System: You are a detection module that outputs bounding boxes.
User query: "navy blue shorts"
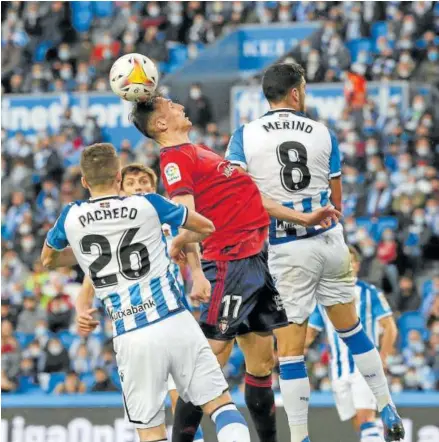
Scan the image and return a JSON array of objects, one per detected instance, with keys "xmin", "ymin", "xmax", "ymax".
[{"xmin": 199, "ymin": 251, "xmax": 288, "ymax": 341}]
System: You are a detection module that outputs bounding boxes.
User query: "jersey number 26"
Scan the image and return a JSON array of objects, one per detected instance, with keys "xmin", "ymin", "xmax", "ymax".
[
  {"xmin": 80, "ymin": 228, "xmax": 150, "ymax": 288},
  {"xmin": 276, "ymin": 141, "xmax": 311, "ymax": 192}
]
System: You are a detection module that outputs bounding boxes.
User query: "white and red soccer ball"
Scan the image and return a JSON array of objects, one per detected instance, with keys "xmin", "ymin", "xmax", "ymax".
[{"xmin": 109, "ymin": 53, "xmax": 159, "ymax": 102}]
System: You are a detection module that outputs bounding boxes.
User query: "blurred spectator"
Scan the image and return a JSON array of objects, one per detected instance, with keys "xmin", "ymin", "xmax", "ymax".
[
  {"xmin": 1, "ymin": 369, "xmax": 17, "ymax": 393},
  {"xmin": 138, "ymin": 26, "xmax": 169, "ymax": 63},
  {"xmin": 16, "ymin": 294, "xmax": 47, "ymax": 334},
  {"xmin": 54, "ymin": 371, "xmax": 86, "ymax": 394},
  {"xmin": 415, "ymin": 46, "xmax": 439, "ymax": 87},
  {"xmin": 396, "ymin": 275, "xmax": 421, "ymax": 312},
  {"xmin": 41, "ymin": 337, "xmax": 70, "ymax": 373},
  {"xmin": 91, "ymin": 368, "xmax": 118, "ymax": 392},
  {"xmin": 185, "ymin": 83, "xmax": 213, "ymax": 130},
  {"xmin": 47, "ymin": 284, "xmax": 74, "ymax": 332}
]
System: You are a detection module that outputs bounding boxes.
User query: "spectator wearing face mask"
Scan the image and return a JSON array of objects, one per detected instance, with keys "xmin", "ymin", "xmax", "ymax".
[
  {"xmin": 138, "ymin": 26, "xmax": 169, "ymax": 64},
  {"xmin": 397, "ymin": 276, "xmax": 421, "ymax": 312},
  {"xmin": 185, "ymin": 83, "xmax": 213, "ymax": 130},
  {"xmin": 362, "ymin": 171, "xmax": 393, "ymax": 217},
  {"xmin": 291, "ymin": 40, "xmax": 313, "ymax": 66},
  {"xmin": 395, "ymin": 51, "xmax": 416, "ymax": 80},
  {"xmin": 1, "ymin": 320, "xmax": 21, "ymax": 383},
  {"xmin": 41, "ymin": 337, "xmax": 70, "ymax": 373},
  {"xmin": 47, "ymin": 285, "xmax": 73, "ymax": 333},
  {"xmin": 305, "ymin": 49, "xmax": 325, "ymax": 82},
  {"xmin": 16, "ymin": 294, "xmax": 47, "ymax": 335},
  {"xmin": 402, "ymin": 208, "xmax": 432, "ymax": 272},
  {"xmin": 4, "ymin": 192, "xmax": 30, "ymax": 241},
  {"xmin": 91, "ymin": 32, "xmax": 121, "ymax": 76}
]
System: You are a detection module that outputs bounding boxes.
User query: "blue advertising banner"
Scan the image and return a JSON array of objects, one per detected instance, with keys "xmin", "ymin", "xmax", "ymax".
[
  {"xmin": 230, "ymin": 82, "xmax": 409, "ymax": 130},
  {"xmin": 238, "ymin": 23, "xmax": 321, "ymax": 72},
  {"xmin": 2, "ymin": 93, "xmax": 142, "ymax": 148}
]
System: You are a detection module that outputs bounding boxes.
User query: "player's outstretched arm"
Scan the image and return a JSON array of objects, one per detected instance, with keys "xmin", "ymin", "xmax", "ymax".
[
  {"xmin": 76, "ymin": 276, "xmax": 99, "ymax": 336},
  {"xmin": 261, "ymin": 194, "xmax": 341, "ymax": 227},
  {"xmin": 171, "ymin": 194, "xmax": 212, "ymax": 303},
  {"xmin": 41, "ymin": 243, "xmax": 77, "ymax": 269},
  {"xmin": 378, "ymin": 316, "xmax": 397, "ymax": 370},
  {"xmin": 329, "ymin": 176, "xmax": 343, "ymax": 213}
]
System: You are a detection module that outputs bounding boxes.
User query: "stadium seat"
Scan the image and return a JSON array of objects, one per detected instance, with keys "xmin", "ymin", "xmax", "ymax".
[
  {"xmin": 80, "ymin": 371, "xmax": 96, "ymax": 390},
  {"xmin": 33, "ymin": 41, "xmax": 53, "ymax": 62},
  {"xmin": 57, "ymin": 330, "xmax": 75, "ymax": 350},
  {"xmin": 371, "ymin": 22, "xmax": 388, "ymax": 42},
  {"xmin": 45, "ymin": 372, "xmax": 66, "ymax": 393},
  {"xmin": 422, "ymin": 279, "xmax": 434, "ymax": 300},
  {"xmin": 346, "ymin": 39, "xmax": 372, "ymax": 62},
  {"xmin": 14, "ymin": 332, "xmax": 35, "ymax": 349},
  {"xmin": 70, "ymin": 2, "xmax": 93, "ymax": 32},
  {"xmin": 17, "ymin": 376, "xmax": 41, "ymax": 394},
  {"xmin": 397, "ymin": 311, "xmax": 428, "ymax": 349},
  {"xmin": 356, "ymin": 217, "xmax": 398, "ymax": 242},
  {"xmin": 167, "ymin": 44, "xmax": 189, "ymax": 74},
  {"xmin": 92, "ymin": 1, "xmax": 114, "ymax": 18},
  {"xmin": 110, "ymin": 370, "xmax": 122, "ymax": 390}
]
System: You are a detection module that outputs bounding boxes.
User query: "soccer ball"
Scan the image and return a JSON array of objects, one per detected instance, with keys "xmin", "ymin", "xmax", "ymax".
[{"xmin": 109, "ymin": 53, "xmax": 159, "ymax": 102}]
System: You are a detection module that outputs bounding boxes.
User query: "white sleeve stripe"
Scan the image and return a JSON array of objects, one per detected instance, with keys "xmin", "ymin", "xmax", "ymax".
[
  {"xmin": 308, "ymin": 324, "xmax": 324, "ymax": 331},
  {"xmin": 181, "ymin": 206, "xmax": 189, "ymax": 227},
  {"xmin": 230, "ymin": 160, "xmax": 248, "ymax": 170},
  {"xmin": 329, "ymin": 171, "xmax": 341, "ymax": 178},
  {"xmin": 376, "ymin": 312, "xmax": 393, "ymax": 321}
]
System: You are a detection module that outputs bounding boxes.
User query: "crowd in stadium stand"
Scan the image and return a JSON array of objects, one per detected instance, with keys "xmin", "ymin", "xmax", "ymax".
[{"xmin": 1, "ymin": 1, "xmax": 439, "ymax": 395}]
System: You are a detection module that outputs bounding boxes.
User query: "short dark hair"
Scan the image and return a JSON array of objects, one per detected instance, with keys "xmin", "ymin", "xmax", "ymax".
[
  {"xmin": 121, "ymin": 163, "xmax": 158, "ymax": 191},
  {"xmin": 262, "ymin": 63, "xmax": 305, "ymax": 103},
  {"xmin": 348, "ymin": 245, "xmax": 362, "ymax": 264},
  {"xmin": 129, "ymin": 95, "xmax": 160, "ymax": 139}
]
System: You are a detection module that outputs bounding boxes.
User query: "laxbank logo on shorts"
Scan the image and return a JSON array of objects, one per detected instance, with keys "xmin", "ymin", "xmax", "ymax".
[{"xmin": 107, "ymin": 298, "xmax": 156, "ymax": 321}]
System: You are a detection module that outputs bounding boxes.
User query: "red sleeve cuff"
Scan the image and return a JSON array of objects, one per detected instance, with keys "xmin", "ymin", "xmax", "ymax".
[{"xmin": 169, "ymin": 187, "xmax": 194, "ymax": 198}]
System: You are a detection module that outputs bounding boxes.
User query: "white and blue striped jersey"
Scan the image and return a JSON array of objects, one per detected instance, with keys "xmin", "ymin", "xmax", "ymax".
[
  {"xmin": 162, "ymin": 224, "xmax": 190, "ymax": 310},
  {"xmin": 46, "ymin": 194, "xmax": 188, "ymax": 337},
  {"xmin": 226, "ymin": 108, "xmax": 341, "ymax": 245},
  {"xmin": 309, "ymin": 280, "xmax": 392, "ymax": 381}
]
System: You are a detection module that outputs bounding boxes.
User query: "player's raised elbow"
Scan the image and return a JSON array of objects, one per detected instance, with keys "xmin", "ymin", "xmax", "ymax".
[
  {"xmin": 41, "ymin": 253, "xmax": 55, "ymax": 270},
  {"xmin": 41, "ymin": 244, "xmax": 56, "ymax": 269},
  {"xmin": 200, "ymin": 219, "xmax": 215, "ymax": 235}
]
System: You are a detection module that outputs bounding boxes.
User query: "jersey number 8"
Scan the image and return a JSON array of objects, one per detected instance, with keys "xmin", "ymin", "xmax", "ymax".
[
  {"xmin": 276, "ymin": 141, "xmax": 311, "ymax": 192},
  {"xmin": 80, "ymin": 228, "xmax": 150, "ymax": 288}
]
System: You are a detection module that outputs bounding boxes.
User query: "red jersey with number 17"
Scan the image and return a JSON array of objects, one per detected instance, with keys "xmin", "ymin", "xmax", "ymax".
[{"xmin": 160, "ymin": 143, "xmax": 269, "ymax": 261}]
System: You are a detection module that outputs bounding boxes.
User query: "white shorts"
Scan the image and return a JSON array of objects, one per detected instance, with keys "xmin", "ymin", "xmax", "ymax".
[
  {"xmin": 332, "ymin": 371, "xmax": 377, "ymax": 421},
  {"xmin": 113, "ymin": 310, "xmax": 227, "ymax": 429},
  {"xmin": 268, "ymin": 224, "xmax": 355, "ymax": 324}
]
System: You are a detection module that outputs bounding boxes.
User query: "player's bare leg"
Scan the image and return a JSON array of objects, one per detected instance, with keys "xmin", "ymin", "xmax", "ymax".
[
  {"xmin": 236, "ymin": 332, "xmax": 278, "ymax": 442},
  {"xmin": 353, "ymin": 410, "xmax": 382, "ymax": 442},
  {"xmin": 273, "ymin": 323, "xmax": 310, "ymax": 442},
  {"xmin": 325, "ymin": 302, "xmax": 404, "ymax": 442},
  {"xmin": 137, "ymin": 424, "xmax": 168, "ymax": 442}
]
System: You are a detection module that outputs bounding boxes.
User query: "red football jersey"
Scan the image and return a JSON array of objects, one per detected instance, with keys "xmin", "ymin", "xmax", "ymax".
[{"xmin": 160, "ymin": 143, "xmax": 269, "ymax": 261}]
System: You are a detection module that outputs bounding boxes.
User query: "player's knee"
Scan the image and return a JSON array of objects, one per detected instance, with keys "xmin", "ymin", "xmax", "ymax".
[
  {"xmin": 275, "ymin": 324, "xmax": 307, "ymax": 357},
  {"xmin": 245, "ymin": 351, "xmax": 274, "ymax": 377}
]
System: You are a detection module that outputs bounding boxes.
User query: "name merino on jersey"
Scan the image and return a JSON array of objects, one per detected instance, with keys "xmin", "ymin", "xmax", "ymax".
[
  {"xmin": 46, "ymin": 194, "xmax": 189, "ymax": 337},
  {"xmin": 226, "ymin": 109, "xmax": 341, "ymax": 244}
]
